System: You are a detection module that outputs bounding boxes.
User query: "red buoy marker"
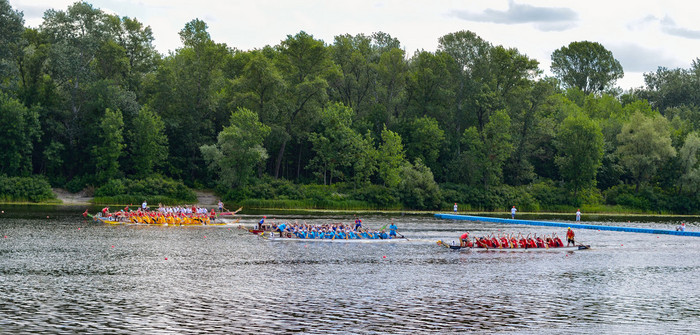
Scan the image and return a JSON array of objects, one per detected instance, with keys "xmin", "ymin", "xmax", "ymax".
[{"xmin": 165, "ymin": 257, "xmax": 168, "ymax": 260}]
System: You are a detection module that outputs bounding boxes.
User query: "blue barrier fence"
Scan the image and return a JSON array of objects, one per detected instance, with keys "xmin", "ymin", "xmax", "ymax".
[{"xmin": 434, "ymin": 214, "xmax": 700, "ymax": 237}]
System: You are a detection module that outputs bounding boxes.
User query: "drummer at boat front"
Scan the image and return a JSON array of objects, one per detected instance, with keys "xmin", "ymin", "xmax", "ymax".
[
  {"xmin": 388, "ymin": 220, "xmax": 398, "ymax": 239},
  {"xmin": 258, "ymin": 216, "xmax": 266, "ymax": 230}
]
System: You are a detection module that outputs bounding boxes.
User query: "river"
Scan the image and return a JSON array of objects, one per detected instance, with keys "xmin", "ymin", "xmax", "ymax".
[{"xmin": 1, "ymin": 206, "xmax": 698, "ymax": 334}]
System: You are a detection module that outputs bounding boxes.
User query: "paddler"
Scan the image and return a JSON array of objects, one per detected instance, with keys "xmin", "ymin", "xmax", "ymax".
[
  {"xmin": 459, "ymin": 232, "xmax": 469, "ymax": 247},
  {"xmin": 258, "ymin": 216, "xmax": 266, "ymax": 230},
  {"xmin": 566, "ymin": 227, "xmax": 575, "ymax": 246}
]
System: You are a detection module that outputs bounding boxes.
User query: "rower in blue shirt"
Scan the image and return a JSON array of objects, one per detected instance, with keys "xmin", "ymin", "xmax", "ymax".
[
  {"xmin": 388, "ymin": 221, "xmax": 398, "ymax": 239},
  {"xmin": 379, "ymin": 230, "xmax": 388, "ymax": 239},
  {"xmin": 258, "ymin": 216, "xmax": 266, "ymax": 230},
  {"xmin": 277, "ymin": 222, "xmax": 287, "ymax": 237}
]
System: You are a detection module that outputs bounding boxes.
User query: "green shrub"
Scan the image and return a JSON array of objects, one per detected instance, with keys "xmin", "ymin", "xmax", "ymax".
[
  {"xmin": 0, "ymin": 175, "xmax": 56, "ymax": 202},
  {"xmin": 93, "ymin": 177, "xmax": 196, "ymax": 203}
]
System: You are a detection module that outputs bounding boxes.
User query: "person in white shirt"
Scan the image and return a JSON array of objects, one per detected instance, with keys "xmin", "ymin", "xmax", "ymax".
[{"xmin": 511, "ymin": 206, "xmax": 517, "ymax": 219}]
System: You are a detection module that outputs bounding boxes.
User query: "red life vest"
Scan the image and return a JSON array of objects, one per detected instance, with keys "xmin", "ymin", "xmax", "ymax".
[
  {"xmin": 528, "ymin": 239, "xmax": 537, "ymax": 248},
  {"xmin": 555, "ymin": 238, "xmax": 564, "ymax": 247}
]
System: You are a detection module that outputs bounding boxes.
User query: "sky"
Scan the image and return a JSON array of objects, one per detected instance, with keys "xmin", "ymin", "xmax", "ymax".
[{"xmin": 9, "ymin": 0, "xmax": 700, "ymax": 90}]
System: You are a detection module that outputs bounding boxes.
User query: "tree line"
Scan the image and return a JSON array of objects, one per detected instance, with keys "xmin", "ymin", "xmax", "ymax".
[{"xmin": 1, "ymin": 1, "xmax": 699, "ymax": 212}]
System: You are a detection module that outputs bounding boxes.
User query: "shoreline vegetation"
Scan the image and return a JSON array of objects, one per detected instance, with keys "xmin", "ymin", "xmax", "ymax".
[
  {"xmin": 3, "ymin": 187, "xmax": 698, "ymax": 220},
  {"xmin": 2, "ymin": 2, "xmax": 700, "ymax": 216}
]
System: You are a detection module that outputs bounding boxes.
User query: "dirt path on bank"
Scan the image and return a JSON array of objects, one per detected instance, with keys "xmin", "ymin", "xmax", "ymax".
[
  {"xmin": 52, "ymin": 188, "xmax": 93, "ymax": 205},
  {"xmin": 195, "ymin": 190, "xmax": 218, "ymax": 206}
]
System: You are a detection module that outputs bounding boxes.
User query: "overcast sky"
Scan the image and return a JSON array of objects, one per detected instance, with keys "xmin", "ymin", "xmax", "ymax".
[{"xmin": 10, "ymin": 0, "xmax": 700, "ymax": 90}]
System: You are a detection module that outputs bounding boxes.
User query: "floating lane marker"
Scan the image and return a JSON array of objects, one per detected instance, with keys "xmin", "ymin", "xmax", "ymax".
[{"xmin": 434, "ymin": 214, "xmax": 700, "ymax": 237}]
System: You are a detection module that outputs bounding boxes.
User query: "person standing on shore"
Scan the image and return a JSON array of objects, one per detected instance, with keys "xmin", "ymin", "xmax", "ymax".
[
  {"xmin": 511, "ymin": 206, "xmax": 517, "ymax": 219},
  {"xmin": 576, "ymin": 209, "xmax": 581, "ymax": 222},
  {"xmin": 454, "ymin": 203, "xmax": 458, "ymax": 213}
]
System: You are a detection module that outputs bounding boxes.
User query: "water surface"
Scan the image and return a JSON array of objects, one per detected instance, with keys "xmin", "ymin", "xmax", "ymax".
[{"xmin": 1, "ymin": 207, "xmax": 698, "ymax": 334}]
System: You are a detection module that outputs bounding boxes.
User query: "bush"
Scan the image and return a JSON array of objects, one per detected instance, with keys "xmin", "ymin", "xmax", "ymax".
[
  {"xmin": 0, "ymin": 175, "xmax": 56, "ymax": 202},
  {"xmin": 93, "ymin": 177, "xmax": 197, "ymax": 204},
  {"xmin": 349, "ymin": 184, "xmax": 400, "ymax": 209}
]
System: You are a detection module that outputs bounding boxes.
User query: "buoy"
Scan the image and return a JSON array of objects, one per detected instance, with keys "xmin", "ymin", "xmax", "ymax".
[
  {"xmin": 111, "ymin": 245, "xmax": 114, "ymax": 248},
  {"xmin": 1, "ymin": 210, "xmax": 4, "ymax": 213},
  {"xmin": 621, "ymin": 244, "xmax": 624, "ymax": 246},
  {"xmin": 165, "ymin": 257, "xmax": 168, "ymax": 260},
  {"xmin": 78, "ymin": 228, "xmax": 81, "ymax": 230},
  {"xmin": 46, "ymin": 216, "xmax": 49, "ymax": 219},
  {"xmin": 4, "ymin": 235, "xmax": 7, "ymax": 238},
  {"xmin": 203, "ymin": 236, "xmax": 206, "ymax": 238},
  {"xmin": 383, "ymin": 255, "xmax": 387, "ymax": 258}
]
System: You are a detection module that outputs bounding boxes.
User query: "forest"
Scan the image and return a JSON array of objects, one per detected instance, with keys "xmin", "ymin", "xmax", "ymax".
[{"xmin": 1, "ymin": 1, "xmax": 700, "ymax": 213}]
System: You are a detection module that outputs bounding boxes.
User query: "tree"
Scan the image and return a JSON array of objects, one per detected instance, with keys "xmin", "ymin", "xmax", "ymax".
[
  {"xmin": 128, "ymin": 105, "xmax": 168, "ymax": 177},
  {"xmin": 272, "ymin": 31, "xmax": 336, "ymax": 179},
  {"xmin": 92, "ymin": 108, "xmax": 124, "ymax": 183},
  {"xmin": 0, "ymin": 0, "xmax": 24, "ymax": 86},
  {"xmin": 398, "ymin": 158, "xmax": 442, "ymax": 210},
  {"xmin": 554, "ymin": 113, "xmax": 604, "ymax": 197},
  {"xmin": 0, "ymin": 93, "xmax": 40, "ymax": 176},
  {"xmin": 480, "ymin": 110, "xmax": 514, "ymax": 188},
  {"xmin": 616, "ymin": 112, "xmax": 676, "ymax": 192},
  {"xmin": 200, "ymin": 108, "xmax": 270, "ymax": 188},
  {"xmin": 306, "ymin": 103, "xmax": 377, "ymax": 186},
  {"xmin": 550, "ymin": 41, "xmax": 623, "ymax": 95},
  {"xmin": 377, "ymin": 126, "xmax": 406, "ymax": 188},
  {"xmin": 678, "ymin": 132, "xmax": 700, "ymax": 194},
  {"xmin": 404, "ymin": 116, "xmax": 445, "ymax": 175},
  {"xmin": 146, "ymin": 19, "xmax": 233, "ymax": 182}
]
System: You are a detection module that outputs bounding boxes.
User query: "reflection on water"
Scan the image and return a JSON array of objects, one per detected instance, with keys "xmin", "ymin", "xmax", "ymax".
[{"xmin": 0, "ymin": 207, "xmax": 699, "ymax": 333}]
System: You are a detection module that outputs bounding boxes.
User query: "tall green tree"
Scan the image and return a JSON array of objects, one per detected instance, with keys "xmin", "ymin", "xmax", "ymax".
[
  {"xmin": 128, "ymin": 105, "xmax": 168, "ymax": 177},
  {"xmin": 677, "ymin": 132, "xmax": 700, "ymax": 194},
  {"xmin": 272, "ymin": 31, "xmax": 337, "ymax": 179},
  {"xmin": 146, "ymin": 19, "xmax": 233, "ymax": 182},
  {"xmin": 550, "ymin": 41, "xmax": 623, "ymax": 95},
  {"xmin": 461, "ymin": 110, "xmax": 514, "ymax": 188},
  {"xmin": 200, "ymin": 107, "xmax": 270, "ymax": 188},
  {"xmin": 377, "ymin": 126, "xmax": 406, "ymax": 188},
  {"xmin": 398, "ymin": 158, "xmax": 442, "ymax": 210},
  {"xmin": 404, "ymin": 116, "xmax": 445, "ymax": 176},
  {"xmin": 616, "ymin": 112, "xmax": 676, "ymax": 191},
  {"xmin": 554, "ymin": 113, "xmax": 604, "ymax": 197},
  {"xmin": 92, "ymin": 108, "xmax": 124, "ymax": 183},
  {"xmin": 0, "ymin": 0, "xmax": 24, "ymax": 87},
  {"xmin": 0, "ymin": 93, "xmax": 40, "ymax": 176}
]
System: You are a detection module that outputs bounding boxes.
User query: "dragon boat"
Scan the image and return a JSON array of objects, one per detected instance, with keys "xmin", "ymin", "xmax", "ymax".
[
  {"xmin": 93, "ymin": 215, "xmax": 238, "ymax": 226},
  {"xmin": 259, "ymin": 231, "xmax": 409, "ymax": 243},
  {"xmin": 437, "ymin": 240, "xmax": 589, "ymax": 251}
]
